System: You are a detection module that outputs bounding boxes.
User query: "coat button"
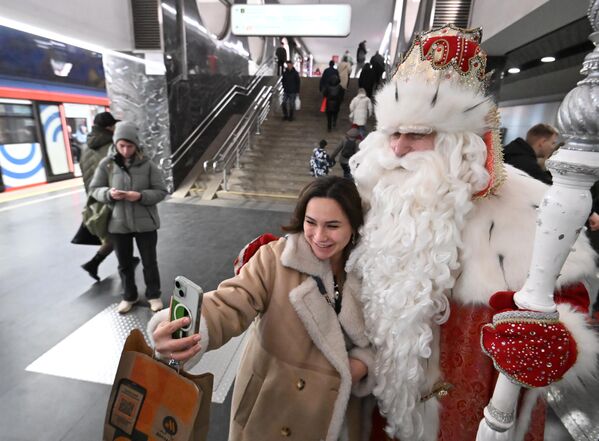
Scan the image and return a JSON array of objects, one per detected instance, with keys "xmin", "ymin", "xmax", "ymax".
[
  {"xmin": 281, "ymin": 427, "xmax": 291, "ymax": 437},
  {"xmin": 296, "ymin": 379, "xmax": 305, "ymax": 390}
]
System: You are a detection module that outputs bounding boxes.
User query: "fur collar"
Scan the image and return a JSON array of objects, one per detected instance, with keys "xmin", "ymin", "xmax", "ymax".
[
  {"xmin": 283, "ymin": 233, "xmax": 369, "ymax": 441},
  {"xmin": 280, "ymin": 233, "xmax": 330, "ymax": 278},
  {"xmin": 454, "ymin": 165, "xmax": 597, "ymax": 304}
]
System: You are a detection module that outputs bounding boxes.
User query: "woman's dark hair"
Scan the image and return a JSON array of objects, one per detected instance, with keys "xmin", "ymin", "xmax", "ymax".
[{"xmin": 282, "ymin": 177, "xmax": 364, "ymax": 254}]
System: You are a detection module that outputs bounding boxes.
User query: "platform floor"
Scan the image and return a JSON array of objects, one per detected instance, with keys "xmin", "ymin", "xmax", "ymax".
[{"xmin": 0, "ymin": 181, "xmax": 596, "ymax": 441}]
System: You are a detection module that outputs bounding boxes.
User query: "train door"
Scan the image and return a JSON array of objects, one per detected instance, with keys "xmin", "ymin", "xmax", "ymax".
[
  {"xmin": 0, "ymin": 99, "xmax": 47, "ymax": 191},
  {"xmin": 36, "ymin": 101, "xmax": 74, "ymax": 183}
]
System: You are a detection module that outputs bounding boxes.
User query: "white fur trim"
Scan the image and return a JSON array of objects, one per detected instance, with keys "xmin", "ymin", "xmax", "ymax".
[
  {"xmin": 289, "ymin": 277, "xmax": 352, "ymax": 441},
  {"xmin": 454, "ymin": 165, "xmax": 597, "ymax": 305},
  {"xmin": 555, "ymin": 303, "xmax": 599, "ymax": 389},
  {"xmin": 281, "ymin": 233, "xmax": 330, "ymax": 278},
  {"xmin": 375, "ymin": 79, "xmax": 493, "ymax": 136},
  {"xmin": 339, "ymin": 273, "xmax": 370, "ymax": 348},
  {"xmin": 184, "ymin": 314, "xmax": 209, "ymax": 369},
  {"xmin": 513, "ymin": 390, "xmax": 542, "ymax": 441},
  {"xmin": 147, "ymin": 308, "xmax": 169, "ymax": 346}
]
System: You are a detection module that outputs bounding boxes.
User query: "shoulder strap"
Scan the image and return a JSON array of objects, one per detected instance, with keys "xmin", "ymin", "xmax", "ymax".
[{"xmin": 311, "ymin": 275, "xmax": 327, "ymax": 295}]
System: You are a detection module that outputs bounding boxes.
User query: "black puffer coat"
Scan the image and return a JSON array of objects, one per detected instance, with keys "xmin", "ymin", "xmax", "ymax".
[
  {"xmin": 282, "ymin": 67, "xmax": 300, "ymax": 94},
  {"xmin": 80, "ymin": 126, "xmax": 113, "ymax": 192},
  {"xmin": 323, "ymin": 76, "xmax": 344, "ymax": 112}
]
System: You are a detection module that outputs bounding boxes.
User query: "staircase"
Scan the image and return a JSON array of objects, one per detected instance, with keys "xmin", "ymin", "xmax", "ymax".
[{"xmin": 213, "ymin": 77, "xmax": 360, "ymax": 202}]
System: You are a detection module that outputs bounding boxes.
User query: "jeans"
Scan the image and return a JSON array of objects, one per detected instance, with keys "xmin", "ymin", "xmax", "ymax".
[
  {"xmin": 357, "ymin": 125, "xmax": 367, "ymax": 139},
  {"xmin": 111, "ymin": 231, "xmax": 161, "ymax": 301},
  {"xmin": 282, "ymin": 93, "xmax": 296, "ymax": 119}
]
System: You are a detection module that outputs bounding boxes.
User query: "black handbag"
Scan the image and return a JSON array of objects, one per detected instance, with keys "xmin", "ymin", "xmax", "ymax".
[{"xmin": 71, "ymin": 221, "xmax": 102, "ymax": 246}]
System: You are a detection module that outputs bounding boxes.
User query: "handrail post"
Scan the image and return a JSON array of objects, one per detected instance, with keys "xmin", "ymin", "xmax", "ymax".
[{"xmin": 223, "ymin": 168, "xmax": 228, "ymax": 192}]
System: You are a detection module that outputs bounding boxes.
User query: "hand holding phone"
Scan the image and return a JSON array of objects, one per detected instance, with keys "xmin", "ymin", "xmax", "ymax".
[
  {"xmin": 110, "ymin": 188, "xmax": 126, "ymax": 200},
  {"xmin": 170, "ymin": 276, "xmax": 203, "ymax": 339}
]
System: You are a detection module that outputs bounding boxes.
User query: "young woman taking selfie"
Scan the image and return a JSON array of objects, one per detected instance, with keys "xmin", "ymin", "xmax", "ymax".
[{"xmin": 149, "ymin": 176, "xmax": 374, "ymax": 441}]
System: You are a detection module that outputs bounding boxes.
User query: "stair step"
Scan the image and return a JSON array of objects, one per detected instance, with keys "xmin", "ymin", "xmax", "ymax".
[
  {"xmin": 191, "ymin": 77, "xmax": 360, "ymax": 202},
  {"xmin": 216, "ymin": 189, "xmax": 300, "ymax": 202}
]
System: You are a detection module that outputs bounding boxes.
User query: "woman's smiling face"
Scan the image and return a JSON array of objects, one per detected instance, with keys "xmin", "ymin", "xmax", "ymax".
[{"xmin": 303, "ymin": 197, "xmax": 353, "ymax": 264}]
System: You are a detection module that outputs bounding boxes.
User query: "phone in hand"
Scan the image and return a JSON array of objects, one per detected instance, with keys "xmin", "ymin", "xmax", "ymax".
[{"xmin": 169, "ymin": 276, "xmax": 203, "ymax": 339}]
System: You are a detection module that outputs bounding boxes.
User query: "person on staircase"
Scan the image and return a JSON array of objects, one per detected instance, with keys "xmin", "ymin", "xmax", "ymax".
[
  {"xmin": 331, "ymin": 128, "xmax": 360, "ymax": 180},
  {"xmin": 319, "ymin": 60, "xmax": 338, "ymax": 93},
  {"xmin": 281, "ymin": 60, "xmax": 300, "ymax": 122},
  {"xmin": 358, "ymin": 63, "xmax": 377, "ymax": 99},
  {"xmin": 275, "ymin": 40, "xmax": 287, "ymax": 76},
  {"xmin": 349, "ymin": 88, "xmax": 373, "ymax": 138},
  {"xmin": 338, "ymin": 55, "xmax": 352, "ymax": 91},
  {"xmin": 370, "ymin": 51, "xmax": 385, "ymax": 91},
  {"xmin": 310, "ymin": 139, "xmax": 335, "ymax": 177},
  {"xmin": 80, "ymin": 111, "xmax": 120, "ymax": 281},
  {"xmin": 323, "ymin": 75, "xmax": 344, "ymax": 132},
  {"xmin": 356, "ymin": 41, "xmax": 367, "ymax": 77}
]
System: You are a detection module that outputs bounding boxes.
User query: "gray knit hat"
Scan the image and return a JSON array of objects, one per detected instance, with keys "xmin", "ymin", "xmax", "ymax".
[{"xmin": 113, "ymin": 121, "xmax": 140, "ymax": 146}]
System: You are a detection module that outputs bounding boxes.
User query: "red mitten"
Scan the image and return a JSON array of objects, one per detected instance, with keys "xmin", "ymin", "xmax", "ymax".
[
  {"xmin": 233, "ymin": 233, "xmax": 279, "ymax": 275},
  {"xmin": 482, "ymin": 290, "xmax": 579, "ymax": 388}
]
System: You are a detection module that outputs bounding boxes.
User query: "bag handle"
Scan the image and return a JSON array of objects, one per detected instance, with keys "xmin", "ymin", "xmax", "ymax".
[
  {"xmin": 123, "ymin": 328, "xmax": 153, "ymax": 356},
  {"xmin": 125, "ymin": 328, "xmax": 185, "ymax": 374}
]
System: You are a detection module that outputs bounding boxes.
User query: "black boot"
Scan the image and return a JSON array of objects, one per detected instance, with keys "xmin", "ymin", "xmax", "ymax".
[{"xmin": 81, "ymin": 253, "xmax": 107, "ymax": 281}]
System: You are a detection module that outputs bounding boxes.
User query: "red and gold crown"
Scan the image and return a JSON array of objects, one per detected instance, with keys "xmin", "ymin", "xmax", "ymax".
[
  {"xmin": 392, "ymin": 24, "xmax": 487, "ymax": 94},
  {"xmin": 375, "ymin": 24, "xmax": 504, "ymax": 197}
]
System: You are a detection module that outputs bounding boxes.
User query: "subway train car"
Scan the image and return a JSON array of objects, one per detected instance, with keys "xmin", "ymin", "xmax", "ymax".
[{"xmin": 0, "ymin": 24, "xmax": 109, "ymax": 192}]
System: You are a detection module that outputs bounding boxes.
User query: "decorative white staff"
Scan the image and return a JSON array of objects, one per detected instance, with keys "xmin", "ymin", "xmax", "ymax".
[{"xmin": 477, "ymin": 2, "xmax": 599, "ymax": 439}]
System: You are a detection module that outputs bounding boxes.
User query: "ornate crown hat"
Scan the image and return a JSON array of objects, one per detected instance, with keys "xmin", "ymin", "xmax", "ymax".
[{"xmin": 375, "ymin": 24, "xmax": 504, "ymax": 197}]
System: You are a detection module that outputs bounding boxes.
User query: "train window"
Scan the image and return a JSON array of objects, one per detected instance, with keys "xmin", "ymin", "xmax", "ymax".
[
  {"xmin": 0, "ymin": 116, "xmax": 38, "ymax": 145},
  {"xmin": 0, "ymin": 103, "xmax": 33, "ymax": 117}
]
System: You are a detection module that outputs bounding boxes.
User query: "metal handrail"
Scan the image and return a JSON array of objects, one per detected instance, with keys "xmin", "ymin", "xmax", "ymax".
[
  {"xmin": 203, "ymin": 77, "xmax": 281, "ymax": 191},
  {"xmin": 166, "ymin": 58, "xmax": 274, "ymax": 169}
]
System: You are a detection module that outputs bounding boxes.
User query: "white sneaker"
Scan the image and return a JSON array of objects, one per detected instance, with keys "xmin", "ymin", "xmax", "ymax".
[
  {"xmin": 117, "ymin": 299, "xmax": 137, "ymax": 314},
  {"xmin": 148, "ymin": 298, "xmax": 164, "ymax": 312}
]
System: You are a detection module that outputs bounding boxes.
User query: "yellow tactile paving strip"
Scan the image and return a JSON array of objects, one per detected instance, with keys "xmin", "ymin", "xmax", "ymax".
[{"xmin": 0, "ymin": 178, "xmax": 83, "ymax": 204}]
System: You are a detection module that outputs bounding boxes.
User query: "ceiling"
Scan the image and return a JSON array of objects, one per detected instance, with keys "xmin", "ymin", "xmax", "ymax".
[
  {"xmin": 1, "ymin": 0, "xmax": 595, "ymax": 104},
  {"xmin": 277, "ymin": 0, "xmax": 396, "ymax": 65},
  {"xmin": 478, "ymin": 0, "xmax": 593, "ymax": 104}
]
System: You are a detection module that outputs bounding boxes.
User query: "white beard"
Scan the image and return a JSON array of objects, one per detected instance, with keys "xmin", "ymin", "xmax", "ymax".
[{"xmin": 347, "ymin": 138, "xmax": 486, "ymax": 440}]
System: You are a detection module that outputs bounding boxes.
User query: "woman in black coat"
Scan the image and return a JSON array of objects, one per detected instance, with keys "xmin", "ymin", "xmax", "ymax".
[
  {"xmin": 323, "ymin": 75, "xmax": 344, "ymax": 131},
  {"xmin": 358, "ymin": 63, "xmax": 376, "ymax": 99}
]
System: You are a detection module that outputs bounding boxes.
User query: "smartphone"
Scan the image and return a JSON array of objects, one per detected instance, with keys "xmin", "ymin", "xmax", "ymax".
[
  {"xmin": 170, "ymin": 276, "xmax": 203, "ymax": 339},
  {"xmin": 109, "ymin": 378, "xmax": 146, "ymax": 436}
]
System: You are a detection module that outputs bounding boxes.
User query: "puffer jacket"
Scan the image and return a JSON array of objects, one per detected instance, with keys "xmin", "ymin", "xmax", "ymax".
[
  {"xmin": 349, "ymin": 93, "xmax": 373, "ymax": 126},
  {"xmin": 80, "ymin": 125, "xmax": 113, "ymax": 193},
  {"xmin": 324, "ymin": 76, "xmax": 344, "ymax": 112},
  {"xmin": 89, "ymin": 148, "xmax": 167, "ymax": 234}
]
